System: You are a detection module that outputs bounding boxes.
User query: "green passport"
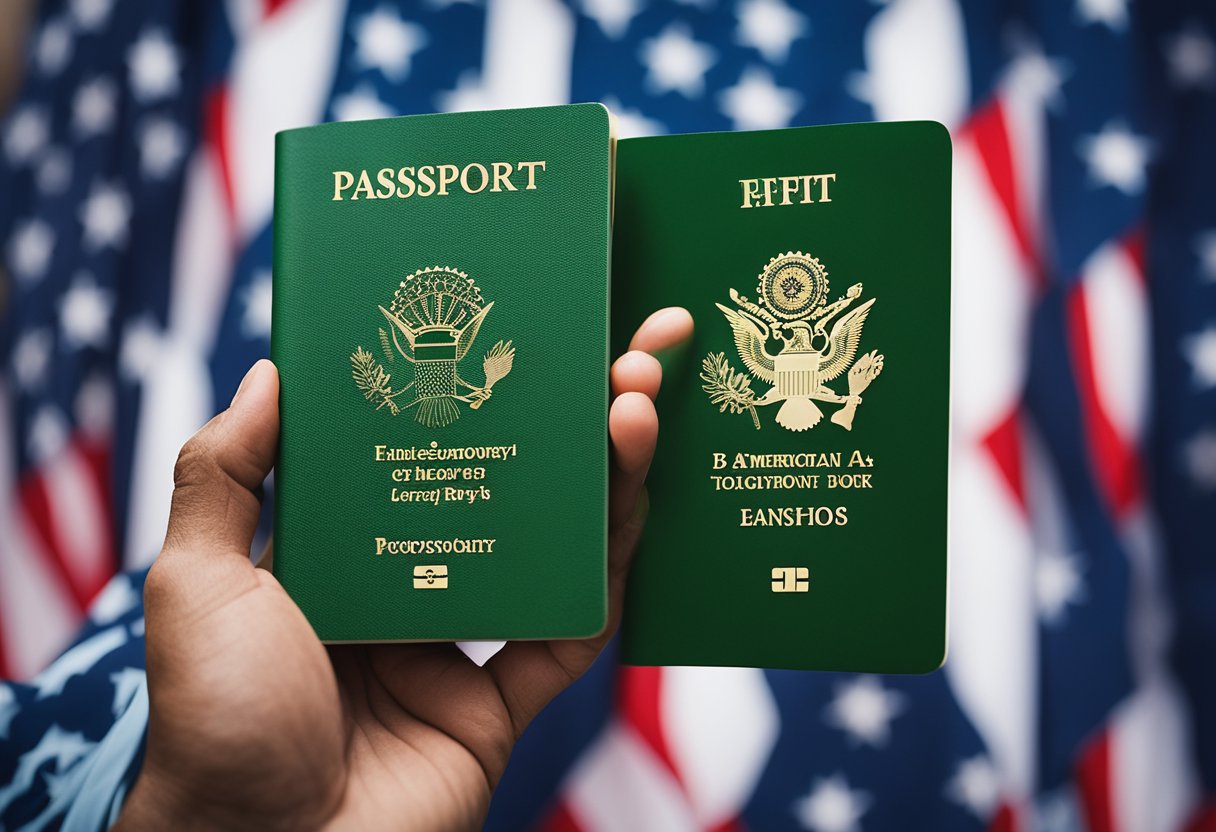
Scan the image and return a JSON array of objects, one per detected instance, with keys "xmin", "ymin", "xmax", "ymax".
[
  {"xmin": 613, "ymin": 121, "xmax": 951, "ymax": 672},
  {"xmin": 272, "ymin": 104, "xmax": 613, "ymax": 642}
]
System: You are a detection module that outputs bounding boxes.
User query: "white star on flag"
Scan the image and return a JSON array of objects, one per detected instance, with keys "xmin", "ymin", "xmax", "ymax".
[
  {"xmin": 70, "ymin": 0, "xmax": 114, "ymax": 31},
  {"xmin": 35, "ymin": 18, "xmax": 73, "ymax": 76},
  {"xmin": 640, "ymin": 23, "xmax": 717, "ymax": 98},
  {"xmin": 74, "ymin": 372, "xmax": 114, "ymax": 436},
  {"xmin": 80, "ymin": 182, "xmax": 131, "ymax": 250},
  {"xmin": 11, "ymin": 329, "xmax": 53, "ymax": 390},
  {"xmin": 242, "ymin": 271, "xmax": 273, "ymax": 339},
  {"xmin": 354, "ymin": 6, "xmax": 427, "ymax": 83},
  {"xmin": 27, "ymin": 406, "xmax": 70, "ymax": 462},
  {"xmin": 4, "ymin": 107, "xmax": 49, "ymax": 165},
  {"xmin": 333, "ymin": 84, "xmax": 397, "ymax": 122},
  {"xmin": 119, "ymin": 317, "xmax": 163, "ymax": 382},
  {"xmin": 8, "ymin": 219, "xmax": 54, "ymax": 285},
  {"xmin": 1036, "ymin": 549, "xmax": 1087, "ymax": 625},
  {"xmin": 946, "ymin": 755, "xmax": 1002, "ymax": 818},
  {"xmin": 127, "ymin": 29, "xmax": 182, "ymax": 103},
  {"xmin": 720, "ymin": 65, "xmax": 801, "ymax": 131},
  {"xmin": 1077, "ymin": 121, "xmax": 1151, "ymax": 195},
  {"xmin": 60, "ymin": 273, "xmax": 115, "ymax": 349},
  {"xmin": 824, "ymin": 676, "xmax": 906, "ymax": 747},
  {"xmin": 1004, "ymin": 46, "xmax": 1070, "ymax": 111},
  {"xmin": 791, "ymin": 773, "xmax": 871, "ymax": 832},
  {"xmin": 73, "ymin": 77, "xmax": 118, "ymax": 138},
  {"xmin": 138, "ymin": 117, "xmax": 187, "ymax": 179},
  {"xmin": 581, "ymin": 0, "xmax": 641, "ymax": 40},
  {"xmin": 1183, "ymin": 431, "xmax": 1216, "ymax": 491},
  {"xmin": 1182, "ymin": 326, "xmax": 1216, "ymax": 388},
  {"xmin": 736, "ymin": 0, "xmax": 808, "ymax": 64},
  {"xmin": 1165, "ymin": 23, "xmax": 1216, "ymax": 90},
  {"xmin": 1075, "ymin": 0, "xmax": 1128, "ymax": 31}
]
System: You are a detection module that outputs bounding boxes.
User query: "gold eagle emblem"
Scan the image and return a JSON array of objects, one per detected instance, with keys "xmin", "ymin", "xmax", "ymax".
[
  {"xmin": 349, "ymin": 266, "xmax": 514, "ymax": 427},
  {"xmin": 702, "ymin": 252, "xmax": 883, "ymax": 431}
]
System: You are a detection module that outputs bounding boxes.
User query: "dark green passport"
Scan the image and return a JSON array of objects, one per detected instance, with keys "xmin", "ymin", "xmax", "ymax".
[
  {"xmin": 272, "ymin": 104, "xmax": 612, "ymax": 642},
  {"xmin": 614, "ymin": 121, "xmax": 950, "ymax": 672}
]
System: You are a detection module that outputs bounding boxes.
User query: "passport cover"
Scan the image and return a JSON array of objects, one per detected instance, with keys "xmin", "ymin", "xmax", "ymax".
[
  {"xmin": 272, "ymin": 104, "xmax": 612, "ymax": 642},
  {"xmin": 613, "ymin": 121, "xmax": 950, "ymax": 672}
]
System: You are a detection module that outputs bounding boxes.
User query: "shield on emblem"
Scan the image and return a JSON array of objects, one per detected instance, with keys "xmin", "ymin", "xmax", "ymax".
[{"xmin": 774, "ymin": 350, "xmax": 822, "ymax": 399}]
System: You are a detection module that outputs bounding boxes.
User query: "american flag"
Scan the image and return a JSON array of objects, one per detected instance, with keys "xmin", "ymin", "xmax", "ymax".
[{"xmin": 2, "ymin": 0, "xmax": 1215, "ymax": 830}]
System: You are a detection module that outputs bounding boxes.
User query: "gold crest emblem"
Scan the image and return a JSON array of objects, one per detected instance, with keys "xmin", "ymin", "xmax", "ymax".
[
  {"xmin": 701, "ymin": 252, "xmax": 883, "ymax": 432},
  {"xmin": 350, "ymin": 266, "xmax": 514, "ymax": 427}
]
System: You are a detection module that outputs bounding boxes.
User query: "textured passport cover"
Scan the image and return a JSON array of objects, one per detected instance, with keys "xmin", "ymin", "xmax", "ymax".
[
  {"xmin": 614, "ymin": 121, "xmax": 950, "ymax": 672},
  {"xmin": 272, "ymin": 104, "xmax": 611, "ymax": 641}
]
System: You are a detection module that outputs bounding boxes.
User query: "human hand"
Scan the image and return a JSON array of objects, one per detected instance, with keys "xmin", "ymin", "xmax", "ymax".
[{"xmin": 114, "ymin": 308, "xmax": 694, "ymax": 832}]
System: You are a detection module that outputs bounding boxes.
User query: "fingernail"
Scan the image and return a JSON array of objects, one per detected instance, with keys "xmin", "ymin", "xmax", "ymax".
[
  {"xmin": 645, "ymin": 307, "xmax": 690, "ymax": 333},
  {"xmin": 231, "ymin": 361, "xmax": 261, "ymax": 408}
]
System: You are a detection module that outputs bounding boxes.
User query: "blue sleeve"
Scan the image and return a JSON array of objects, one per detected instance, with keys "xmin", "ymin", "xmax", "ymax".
[{"xmin": 0, "ymin": 569, "xmax": 149, "ymax": 832}]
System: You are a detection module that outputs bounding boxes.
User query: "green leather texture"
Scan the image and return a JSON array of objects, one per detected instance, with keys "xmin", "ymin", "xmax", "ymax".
[
  {"xmin": 272, "ymin": 104, "xmax": 611, "ymax": 642},
  {"xmin": 613, "ymin": 121, "xmax": 951, "ymax": 672}
]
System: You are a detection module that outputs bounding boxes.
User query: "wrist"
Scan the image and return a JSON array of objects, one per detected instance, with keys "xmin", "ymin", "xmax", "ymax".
[
  {"xmin": 114, "ymin": 757, "xmax": 343, "ymax": 832},
  {"xmin": 113, "ymin": 766, "xmax": 205, "ymax": 832},
  {"xmin": 113, "ymin": 765, "xmax": 253, "ymax": 832}
]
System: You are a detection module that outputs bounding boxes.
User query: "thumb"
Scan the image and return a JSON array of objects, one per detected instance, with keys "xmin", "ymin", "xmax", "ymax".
[{"xmin": 162, "ymin": 359, "xmax": 279, "ymax": 560}]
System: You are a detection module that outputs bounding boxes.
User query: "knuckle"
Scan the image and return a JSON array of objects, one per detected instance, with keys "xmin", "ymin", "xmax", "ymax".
[
  {"xmin": 142, "ymin": 556, "xmax": 182, "ymax": 612},
  {"xmin": 172, "ymin": 431, "xmax": 217, "ymax": 490}
]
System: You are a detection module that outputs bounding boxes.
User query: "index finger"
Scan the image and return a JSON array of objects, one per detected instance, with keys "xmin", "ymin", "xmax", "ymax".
[
  {"xmin": 628, "ymin": 306, "xmax": 694, "ymax": 354},
  {"xmin": 484, "ymin": 307, "xmax": 692, "ymax": 735}
]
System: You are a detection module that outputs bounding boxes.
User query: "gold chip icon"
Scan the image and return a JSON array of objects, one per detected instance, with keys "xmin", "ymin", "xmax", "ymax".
[
  {"xmin": 413, "ymin": 565, "xmax": 448, "ymax": 589},
  {"xmin": 771, "ymin": 567, "xmax": 809, "ymax": 593}
]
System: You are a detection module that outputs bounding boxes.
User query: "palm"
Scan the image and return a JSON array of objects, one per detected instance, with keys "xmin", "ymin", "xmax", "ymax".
[
  {"xmin": 120, "ymin": 308, "xmax": 690, "ymax": 832},
  {"xmin": 142, "ymin": 555, "xmax": 612, "ymax": 831},
  {"xmin": 330, "ymin": 644, "xmax": 497, "ymax": 831}
]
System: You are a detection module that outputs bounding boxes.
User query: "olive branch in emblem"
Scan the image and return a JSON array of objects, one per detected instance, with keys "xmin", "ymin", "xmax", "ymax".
[
  {"xmin": 700, "ymin": 352, "xmax": 761, "ymax": 430},
  {"xmin": 350, "ymin": 346, "xmax": 401, "ymax": 415}
]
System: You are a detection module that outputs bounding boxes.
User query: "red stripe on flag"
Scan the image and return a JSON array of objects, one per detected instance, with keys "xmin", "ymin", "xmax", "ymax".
[
  {"xmin": 709, "ymin": 816, "xmax": 747, "ymax": 832},
  {"xmin": 617, "ymin": 666, "xmax": 682, "ymax": 785},
  {"xmin": 204, "ymin": 85, "xmax": 237, "ymax": 238},
  {"xmin": 988, "ymin": 801, "xmax": 1020, "ymax": 832},
  {"xmin": 1122, "ymin": 228, "xmax": 1146, "ymax": 281},
  {"xmin": 79, "ymin": 437, "xmax": 117, "ymax": 577},
  {"xmin": 15, "ymin": 434, "xmax": 117, "ymax": 618},
  {"xmin": 538, "ymin": 799, "xmax": 584, "ymax": 832},
  {"xmin": 981, "ymin": 408, "xmax": 1027, "ymax": 514},
  {"xmin": 1183, "ymin": 801, "xmax": 1216, "ymax": 832},
  {"xmin": 17, "ymin": 471, "xmax": 91, "ymax": 612},
  {"xmin": 1065, "ymin": 282, "xmax": 1143, "ymax": 518},
  {"xmin": 264, "ymin": 0, "xmax": 293, "ymax": 17},
  {"xmin": 1076, "ymin": 730, "xmax": 1117, "ymax": 832},
  {"xmin": 960, "ymin": 97, "xmax": 1042, "ymax": 287}
]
